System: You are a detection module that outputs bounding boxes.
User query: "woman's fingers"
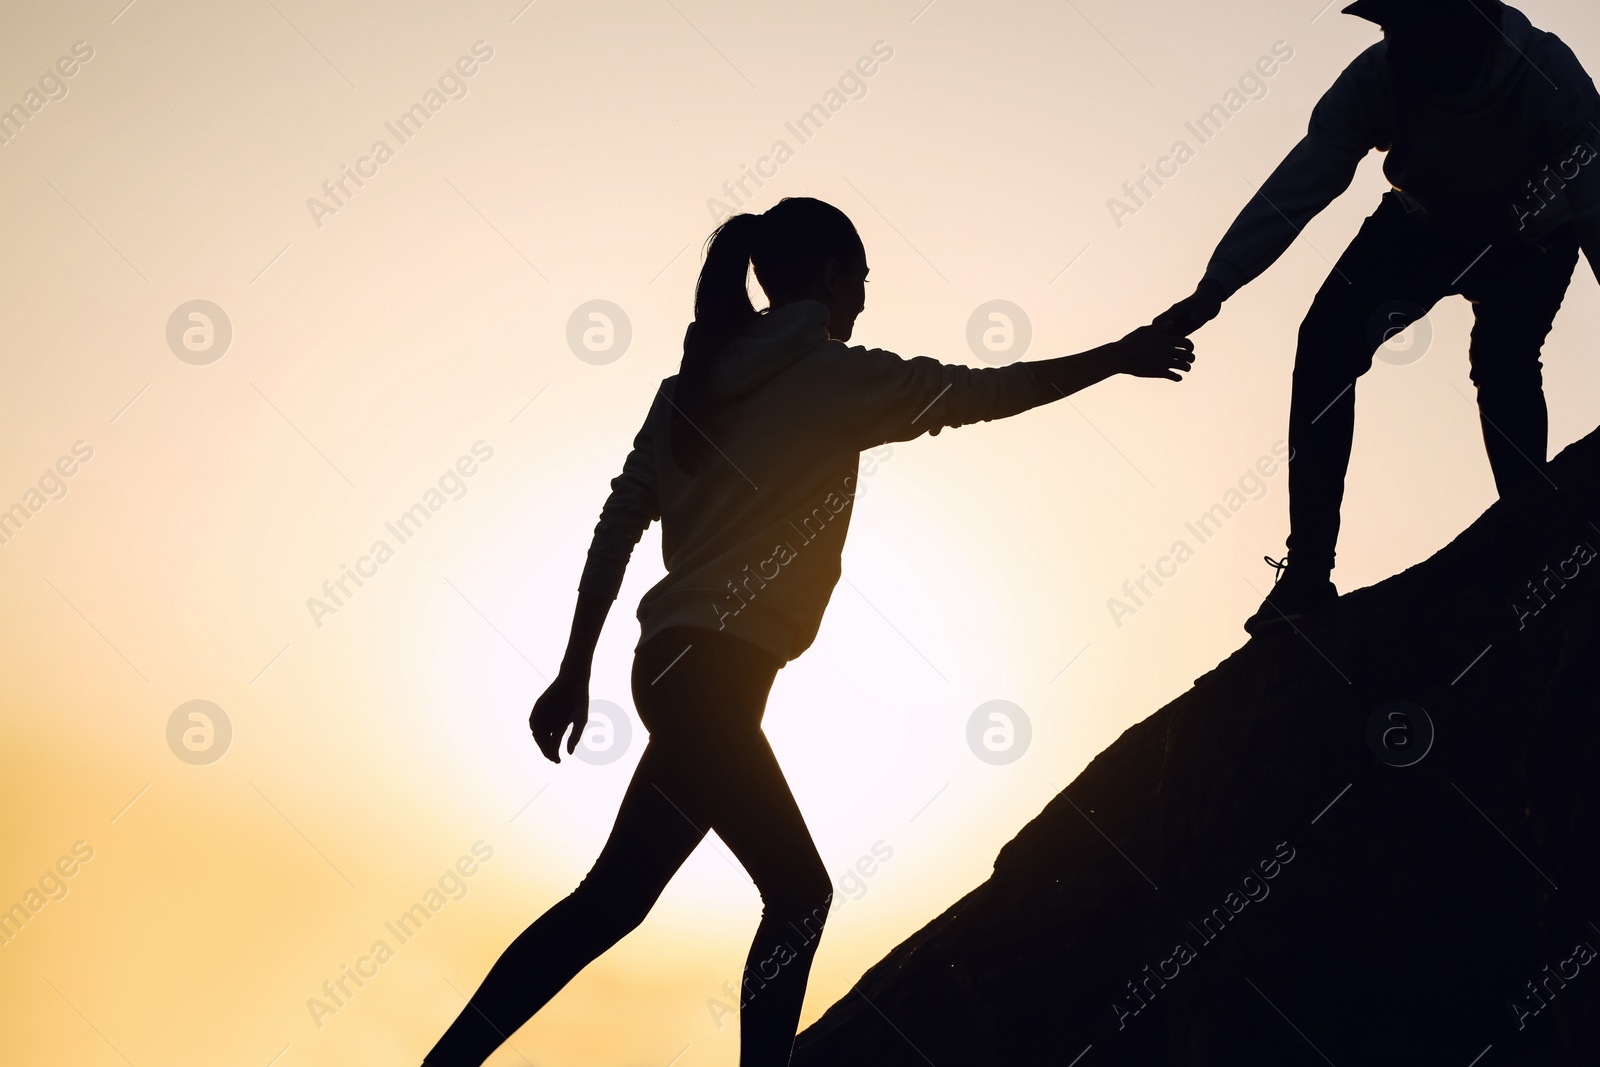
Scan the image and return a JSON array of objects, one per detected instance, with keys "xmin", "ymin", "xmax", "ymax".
[
  {"xmin": 528, "ymin": 677, "xmax": 590, "ymax": 765},
  {"xmin": 533, "ymin": 719, "xmax": 559, "ymax": 763},
  {"xmin": 531, "ymin": 712, "xmax": 566, "ymax": 764},
  {"xmin": 1153, "ymin": 348, "xmax": 1195, "ymax": 381}
]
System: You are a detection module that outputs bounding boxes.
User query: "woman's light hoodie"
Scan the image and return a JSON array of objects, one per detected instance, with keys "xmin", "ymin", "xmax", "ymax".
[{"xmin": 578, "ymin": 300, "xmax": 1052, "ymax": 663}]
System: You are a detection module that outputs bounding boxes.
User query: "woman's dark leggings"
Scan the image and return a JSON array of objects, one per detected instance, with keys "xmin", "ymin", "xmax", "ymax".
[{"xmin": 424, "ymin": 627, "xmax": 832, "ymax": 1067}]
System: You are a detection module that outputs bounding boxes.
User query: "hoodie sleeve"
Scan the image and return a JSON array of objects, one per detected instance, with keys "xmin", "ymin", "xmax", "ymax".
[
  {"xmin": 819, "ymin": 343, "xmax": 1053, "ymax": 448},
  {"xmin": 1536, "ymin": 35, "xmax": 1600, "ymax": 283},
  {"xmin": 576, "ymin": 392, "xmax": 663, "ymax": 601},
  {"xmin": 1202, "ymin": 44, "xmax": 1390, "ymax": 297}
]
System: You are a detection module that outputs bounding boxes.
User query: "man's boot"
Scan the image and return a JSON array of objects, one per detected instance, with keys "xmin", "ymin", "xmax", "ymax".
[{"xmin": 1243, "ymin": 556, "xmax": 1338, "ymax": 634}]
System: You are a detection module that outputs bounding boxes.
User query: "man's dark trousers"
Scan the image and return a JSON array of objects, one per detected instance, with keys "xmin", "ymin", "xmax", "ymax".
[{"xmin": 1285, "ymin": 190, "xmax": 1582, "ymax": 573}]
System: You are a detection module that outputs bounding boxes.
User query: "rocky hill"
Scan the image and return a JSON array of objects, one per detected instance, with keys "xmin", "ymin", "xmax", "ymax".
[{"xmin": 792, "ymin": 427, "xmax": 1600, "ymax": 1066}]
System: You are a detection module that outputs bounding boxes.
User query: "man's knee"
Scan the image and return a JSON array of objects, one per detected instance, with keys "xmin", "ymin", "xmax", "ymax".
[
  {"xmin": 1297, "ymin": 294, "xmax": 1358, "ymax": 347},
  {"xmin": 1293, "ymin": 297, "xmax": 1391, "ymax": 386}
]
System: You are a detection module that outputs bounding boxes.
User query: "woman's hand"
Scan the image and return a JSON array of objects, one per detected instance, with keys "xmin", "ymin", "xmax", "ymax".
[
  {"xmin": 530, "ymin": 670, "xmax": 590, "ymax": 763},
  {"xmin": 1028, "ymin": 327, "xmax": 1195, "ymax": 398},
  {"xmin": 1105, "ymin": 325, "xmax": 1196, "ymax": 381}
]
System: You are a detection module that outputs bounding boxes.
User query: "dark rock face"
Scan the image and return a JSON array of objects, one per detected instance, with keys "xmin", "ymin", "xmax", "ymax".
[{"xmin": 793, "ymin": 429, "xmax": 1600, "ymax": 1067}]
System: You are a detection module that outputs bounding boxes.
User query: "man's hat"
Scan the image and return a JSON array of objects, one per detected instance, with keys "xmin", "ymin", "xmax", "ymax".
[{"xmin": 1341, "ymin": 0, "xmax": 1501, "ymax": 27}]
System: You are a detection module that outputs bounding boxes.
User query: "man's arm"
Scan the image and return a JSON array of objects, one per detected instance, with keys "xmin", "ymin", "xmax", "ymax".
[
  {"xmin": 531, "ymin": 395, "xmax": 662, "ymax": 762},
  {"xmin": 1155, "ymin": 43, "xmax": 1390, "ymax": 334},
  {"xmin": 1540, "ymin": 37, "xmax": 1600, "ymax": 282}
]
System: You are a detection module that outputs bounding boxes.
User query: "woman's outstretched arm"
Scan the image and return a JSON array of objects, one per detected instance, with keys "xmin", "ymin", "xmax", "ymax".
[
  {"xmin": 1026, "ymin": 325, "xmax": 1194, "ymax": 398},
  {"xmin": 828, "ymin": 324, "xmax": 1194, "ymax": 448}
]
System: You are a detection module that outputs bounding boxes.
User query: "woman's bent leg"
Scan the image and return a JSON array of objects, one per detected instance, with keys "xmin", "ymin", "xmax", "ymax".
[
  {"xmin": 423, "ymin": 738, "xmax": 706, "ymax": 1066},
  {"xmin": 702, "ymin": 727, "xmax": 833, "ymax": 1067},
  {"xmin": 636, "ymin": 630, "xmax": 833, "ymax": 1067}
]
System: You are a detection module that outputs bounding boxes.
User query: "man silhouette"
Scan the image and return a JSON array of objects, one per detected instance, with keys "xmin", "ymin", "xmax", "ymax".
[{"xmin": 1153, "ymin": 0, "xmax": 1600, "ymax": 633}]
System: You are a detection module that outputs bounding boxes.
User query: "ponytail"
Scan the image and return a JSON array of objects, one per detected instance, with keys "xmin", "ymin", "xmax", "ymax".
[
  {"xmin": 671, "ymin": 213, "xmax": 762, "ymax": 474},
  {"xmin": 669, "ymin": 198, "xmax": 865, "ymax": 476}
]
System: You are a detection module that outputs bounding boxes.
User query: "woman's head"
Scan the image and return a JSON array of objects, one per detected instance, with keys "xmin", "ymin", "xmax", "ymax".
[
  {"xmin": 748, "ymin": 197, "xmax": 869, "ymax": 340},
  {"xmin": 692, "ymin": 198, "xmax": 869, "ymax": 341},
  {"xmin": 671, "ymin": 197, "xmax": 868, "ymax": 473}
]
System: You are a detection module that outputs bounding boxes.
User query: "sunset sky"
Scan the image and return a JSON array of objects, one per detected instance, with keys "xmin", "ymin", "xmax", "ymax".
[{"xmin": 3, "ymin": 0, "xmax": 1598, "ymax": 1064}]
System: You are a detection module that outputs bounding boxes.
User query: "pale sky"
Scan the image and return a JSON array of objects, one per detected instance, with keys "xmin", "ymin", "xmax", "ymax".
[{"xmin": 2, "ymin": 1, "xmax": 1597, "ymax": 1064}]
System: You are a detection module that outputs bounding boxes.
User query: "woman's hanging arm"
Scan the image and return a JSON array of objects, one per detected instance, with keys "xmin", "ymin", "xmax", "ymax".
[{"xmin": 531, "ymin": 402, "xmax": 662, "ymax": 762}]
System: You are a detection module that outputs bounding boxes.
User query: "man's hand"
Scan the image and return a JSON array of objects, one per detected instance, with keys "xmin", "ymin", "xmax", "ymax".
[
  {"xmin": 1105, "ymin": 325, "xmax": 1196, "ymax": 382},
  {"xmin": 530, "ymin": 671, "xmax": 589, "ymax": 763},
  {"xmin": 1152, "ymin": 278, "xmax": 1227, "ymax": 336}
]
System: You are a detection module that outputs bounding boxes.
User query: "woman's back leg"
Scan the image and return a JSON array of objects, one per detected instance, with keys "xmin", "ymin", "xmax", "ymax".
[{"xmin": 423, "ymin": 737, "xmax": 706, "ymax": 1066}]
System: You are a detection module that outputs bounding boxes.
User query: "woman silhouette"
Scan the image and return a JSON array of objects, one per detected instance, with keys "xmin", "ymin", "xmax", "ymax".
[{"xmin": 423, "ymin": 197, "xmax": 1193, "ymax": 1066}]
